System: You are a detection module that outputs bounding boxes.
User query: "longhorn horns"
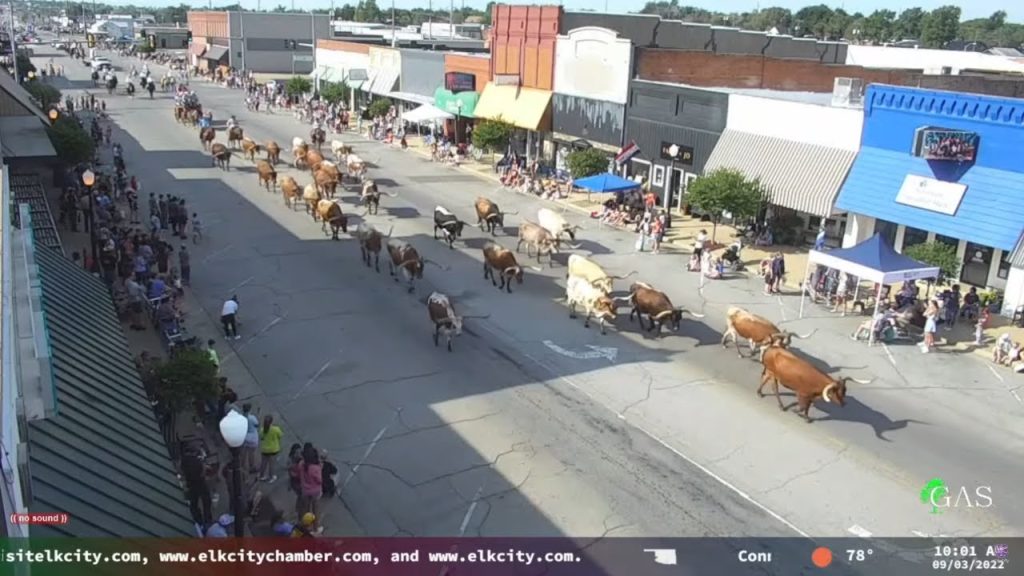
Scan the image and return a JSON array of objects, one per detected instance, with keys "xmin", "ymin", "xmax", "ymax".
[
  {"xmin": 789, "ymin": 328, "xmax": 818, "ymax": 339},
  {"xmin": 610, "ymin": 270, "xmax": 639, "ymax": 280},
  {"xmin": 676, "ymin": 306, "xmax": 706, "ymax": 318},
  {"xmin": 422, "ymin": 258, "xmax": 450, "ymax": 271}
]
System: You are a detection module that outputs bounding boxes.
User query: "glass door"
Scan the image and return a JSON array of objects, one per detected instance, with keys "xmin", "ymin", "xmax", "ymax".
[{"xmin": 961, "ymin": 243, "xmax": 993, "ymax": 287}]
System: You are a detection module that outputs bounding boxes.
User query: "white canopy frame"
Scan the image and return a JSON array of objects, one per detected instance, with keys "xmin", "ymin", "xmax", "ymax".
[
  {"xmin": 402, "ymin": 104, "xmax": 454, "ymax": 124},
  {"xmin": 798, "ymin": 245, "xmax": 940, "ymax": 346}
]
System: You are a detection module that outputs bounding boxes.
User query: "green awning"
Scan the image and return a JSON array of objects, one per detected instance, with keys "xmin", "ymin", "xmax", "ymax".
[{"xmin": 434, "ymin": 87, "xmax": 479, "ymax": 119}]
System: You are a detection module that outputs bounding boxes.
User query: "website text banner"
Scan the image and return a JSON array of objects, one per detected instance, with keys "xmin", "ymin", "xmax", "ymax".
[{"xmin": 0, "ymin": 538, "xmax": 1016, "ymax": 576}]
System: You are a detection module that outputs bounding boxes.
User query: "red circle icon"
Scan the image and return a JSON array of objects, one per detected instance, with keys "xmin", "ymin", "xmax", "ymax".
[{"xmin": 812, "ymin": 547, "xmax": 833, "ymax": 568}]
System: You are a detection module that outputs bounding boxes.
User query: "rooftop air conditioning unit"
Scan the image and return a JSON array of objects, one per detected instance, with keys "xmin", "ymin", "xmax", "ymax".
[{"xmin": 831, "ymin": 77, "xmax": 864, "ymax": 108}]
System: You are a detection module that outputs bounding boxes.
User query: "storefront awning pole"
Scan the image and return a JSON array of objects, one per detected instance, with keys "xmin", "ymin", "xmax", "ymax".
[
  {"xmin": 798, "ymin": 256, "xmax": 812, "ymax": 319},
  {"xmin": 867, "ymin": 283, "xmax": 883, "ymax": 346}
]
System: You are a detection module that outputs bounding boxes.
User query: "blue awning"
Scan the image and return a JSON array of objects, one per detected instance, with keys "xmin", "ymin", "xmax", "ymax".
[
  {"xmin": 834, "ymin": 146, "xmax": 1024, "ymax": 251},
  {"xmin": 573, "ymin": 172, "xmax": 639, "ymax": 193}
]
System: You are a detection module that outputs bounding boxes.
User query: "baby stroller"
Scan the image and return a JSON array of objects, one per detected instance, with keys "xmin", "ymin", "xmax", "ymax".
[{"xmin": 721, "ymin": 240, "xmax": 746, "ymax": 271}]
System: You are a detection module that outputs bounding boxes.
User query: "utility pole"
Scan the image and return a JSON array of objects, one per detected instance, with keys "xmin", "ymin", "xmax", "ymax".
[
  {"xmin": 449, "ymin": 0, "xmax": 453, "ymax": 39},
  {"xmin": 7, "ymin": 3, "xmax": 19, "ymax": 83},
  {"xmin": 390, "ymin": 0, "xmax": 395, "ymax": 48}
]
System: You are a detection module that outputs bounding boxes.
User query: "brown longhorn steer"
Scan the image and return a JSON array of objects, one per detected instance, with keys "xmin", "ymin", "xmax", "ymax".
[
  {"xmin": 303, "ymin": 184, "xmax": 321, "ymax": 221},
  {"xmin": 566, "ymin": 275, "xmax": 631, "ymax": 335},
  {"xmin": 361, "ymin": 180, "xmax": 398, "ymax": 215},
  {"xmin": 314, "ymin": 169, "xmax": 338, "ymax": 199},
  {"xmin": 280, "ymin": 176, "xmax": 300, "ymax": 209},
  {"xmin": 256, "ymin": 160, "xmax": 277, "ymax": 192},
  {"xmin": 265, "ymin": 141, "xmax": 281, "ymax": 165},
  {"xmin": 517, "ymin": 221, "xmax": 568, "ymax": 266},
  {"xmin": 353, "ymin": 224, "xmax": 392, "ymax": 272},
  {"xmin": 241, "ymin": 137, "xmax": 260, "ymax": 162},
  {"xmin": 316, "ymin": 200, "xmax": 348, "ymax": 240},
  {"xmin": 627, "ymin": 281, "xmax": 705, "ymax": 335},
  {"xmin": 759, "ymin": 347, "xmax": 872, "ymax": 422},
  {"xmin": 386, "ymin": 239, "xmax": 446, "ymax": 293},
  {"xmin": 210, "ymin": 143, "xmax": 231, "ymax": 171},
  {"xmin": 305, "ymin": 149, "xmax": 325, "ymax": 174},
  {"xmin": 292, "ymin": 143, "xmax": 309, "ymax": 169},
  {"xmin": 474, "ymin": 197, "xmax": 516, "ymax": 236},
  {"xmin": 481, "ymin": 241, "xmax": 524, "ymax": 293},
  {"xmin": 722, "ymin": 306, "xmax": 816, "ymax": 358}
]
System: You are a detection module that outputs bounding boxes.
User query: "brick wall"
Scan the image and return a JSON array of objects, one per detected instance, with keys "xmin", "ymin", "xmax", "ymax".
[
  {"xmin": 317, "ymin": 39, "xmax": 370, "ymax": 54},
  {"xmin": 636, "ymin": 49, "xmax": 1024, "ymax": 98},
  {"xmin": 187, "ymin": 11, "xmax": 228, "ymax": 40},
  {"xmin": 445, "ymin": 54, "xmax": 490, "ymax": 91}
]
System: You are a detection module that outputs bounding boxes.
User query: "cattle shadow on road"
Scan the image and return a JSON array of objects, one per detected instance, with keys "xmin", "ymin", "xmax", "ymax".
[
  {"xmin": 788, "ymin": 348, "xmax": 869, "ymax": 376},
  {"xmin": 569, "ymin": 239, "xmax": 612, "ymax": 255},
  {"xmin": 382, "ymin": 206, "xmax": 420, "ymax": 219},
  {"xmin": 370, "ymin": 178, "xmax": 399, "ymax": 188},
  {"xmin": 814, "ymin": 397, "xmax": 930, "ymax": 441}
]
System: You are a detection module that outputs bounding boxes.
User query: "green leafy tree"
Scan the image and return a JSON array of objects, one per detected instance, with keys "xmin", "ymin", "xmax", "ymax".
[
  {"xmin": 794, "ymin": 4, "xmax": 835, "ymax": 38},
  {"xmin": 894, "ymin": 7, "xmax": 926, "ymax": 40},
  {"xmin": 355, "ymin": 0, "xmax": 382, "ymax": 23},
  {"xmin": 471, "ymin": 118, "xmax": 514, "ymax": 154},
  {"xmin": 15, "ymin": 51, "xmax": 36, "ymax": 77},
  {"xmin": 903, "ymin": 241, "xmax": 960, "ymax": 285},
  {"xmin": 46, "ymin": 116, "xmax": 95, "ymax": 166},
  {"xmin": 320, "ymin": 81, "xmax": 350, "ymax": 106},
  {"xmin": 921, "ymin": 6, "xmax": 962, "ymax": 48},
  {"xmin": 565, "ymin": 148, "xmax": 609, "ymax": 179},
  {"xmin": 920, "ymin": 478, "xmax": 948, "ymax": 515},
  {"xmin": 862, "ymin": 9, "xmax": 896, "ymax": 43},
  {"xmin": 153, "ymin": 349, "xmax": 220, "ymax": 415},
  {"xmin": 365, "ymin": 98, "xmax": 392, "ymax": 119},
  {"xmin": 686, "ymin": 168, "xmax": 765, "ymax": 242},
  {"xmin": 285, "ymin": 75, "xmax": 312, "ymax": 97},
  {"xmin": 24, "ymin": 80, "xmax": 62, "ymax": 109}
]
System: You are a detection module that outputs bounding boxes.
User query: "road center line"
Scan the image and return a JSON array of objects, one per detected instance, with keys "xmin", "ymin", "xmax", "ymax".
[
  {"xmin": 882, "ymin": 344, "xmax": 897, "ymax": 367},
  {"xmin": 227, "ymin": 276, "xmax": 255, "ymax": 294},
  {"xmin": 291, "ymin": 357, "xmax": 334, "ymax": 401},
  {"xmin": 201, "ymin": 244, "xmax": 235, "ymax": 265},
  {"xmin": 986, "ymin": 364, "xmax": 1005, "ymax": 382},
  {"xmin": 458, "ymin": 485, "xmax": 486, "ymax": 536},
  {"xmin": 848, "ymin": 524, "xmax": 873, "ymax": 538},
  {"xmin": 341, "ymin": 417, "xmax": 395, "ymax": 492}
]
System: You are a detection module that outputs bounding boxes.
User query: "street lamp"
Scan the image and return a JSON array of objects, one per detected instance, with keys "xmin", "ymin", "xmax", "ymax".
[
  {"xmin": 81, "ymin": 169, "xmax": 98, "ymax": 265},
  {"xmin": 665, "ymin": 144, "xmax": 680, "ymax": 228},
  {"xmin": 48, "ymin": 109, "xmax": 59, "ymax": 122},
  {"xmin": 219, "ymin": 410, "xmax": 247, "ymax": 538},
  {"xmin": 454, "ymin": 99, "xmax": 463, "ymax": 147}
]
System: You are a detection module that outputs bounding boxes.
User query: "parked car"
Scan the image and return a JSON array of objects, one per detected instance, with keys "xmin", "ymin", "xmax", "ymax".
[{"xmin": 89, "ymin": 57, "xmax": 112, "ymax": 69}]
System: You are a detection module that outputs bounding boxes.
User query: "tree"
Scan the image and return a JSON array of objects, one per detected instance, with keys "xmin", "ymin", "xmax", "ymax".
[
  {"xmin": 894, "ymin": 7, "xmax": 926, "ymax": 40},
  {"xmin": 920, "ymin": 478, "xmax": 948, "ymax": 515},
  {"xmin": 365, "ymin": 98, "xmax": 392, "ymax": 119},
  {"xmin": 862, "ymin": 9, "xmax": 896, "ymax": 43},
  {"xmin": 153, "ymin": 349, "xmax": 220, "ymax": 415},
  {"xmin": 24, "ymin": 80, "xmax": 62, "ymax": 109},
  {"xmin": 46, "ymin": 116, "xmax": 95, "ymax": 166},
  {"xmin": 921, "ymin": 6, "xmax": 962, "ymax": 48},
  {"xmin": 794, "ymin": 4, "xmax": 835, "ymax": 38},
  {"xmin": 355, "ymin": 0, "xmax": 382, "ymax": 23},
  {"xmin": 285, "ymin": 75, "xmax": 311, "ymax": 97},
  {"xmin": 903, "ymin": 242, "xmax": 960, "ymax": 285},
  {"xmin": 320, "ymin": 81, "xmax": 350, "ymax": 106},
  {"xmin": 685, "ymin": 168, "xmax": 764, "ymax": 242},
  {"xmin": 471, "ymin": 118, "xmax": 514, "ymax": 154},
  {"xmin": 565, "ymin": 148, "xmax": 609, "ymax": 179},
  {"xmin": 16, "ymin": 51, "xmax": 36, "ymax": 77}
]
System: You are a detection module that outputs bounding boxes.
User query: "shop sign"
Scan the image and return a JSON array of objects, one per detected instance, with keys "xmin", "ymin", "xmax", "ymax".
[
  {"xmin": 494, "ymin": 74, "xmax": 520, "ymax": 86},
  {"xmin": 445, "ymin": 72, "xmax": 476, "ymax": 93},
  {"xmin": 895, "ymin": 174, "xmax": 967, "ymax": 216},
  {"xmin": 659, "ymin": 141, "xmax": 693, "ymax": 165},
  {"xmin": 913, "ymin": 127, "xmax": 978, "ymax": 162}
]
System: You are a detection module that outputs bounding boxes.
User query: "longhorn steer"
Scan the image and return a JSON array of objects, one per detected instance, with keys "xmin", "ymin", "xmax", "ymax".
[
  {"xmin": 303, "ymin": 184, "xmax": 321, "ymax": 220},
  {"xmin": 353, "ymin": 224, "xmax": 392, "ymax": 272},
  {"xmin": 516, "ymin": 221, "xmax": 560, "ymax": 265},
  {"xmin": 627, "ymin": 281, "xmax": 705, "ymax": 335},
  {"xmin": 386, "ymin": 239, "xmax": 445, "ymax": 293},
  {"xmin": 199, "ymin": 127, "xmax": 215, "ymax": 150},
  {"xmin": 241, "ymin": 137, "xmax": 260, "ymax": 162},
  {"xmin": 432, "ymin": 206, "xmax": 466, "ymax": 249},
  {"xmin": 566, "ymin": 275, "xmax": 629, "ymax": 335},
  {"xmin": 538, "ymin": 207, "xmax": 583, "ymax": 247},
  {"xmin": 210, "ymin": 143, "xmax": 231, "ymax": 170},
  {"xmin": 256, "ymin": 160, "xmax": 277, "ymax": 191},
  {"xmin": 314, "ymin": 169, "xmax": 338, "ymax": 199},
  {"xmin": 316, "ymin": 200, "xmax": 348, "ymax": 240},
  {"xmin": 759, "ymin": 347, "xmax": 872, "ymax": 422},
  {"xmin": 566, "ymin": 254, "xmax": 637, "ymax": 294},
  {"xmin": 292, "ymin": 143, "xmax": 309, "ymax": 169},
  {"xmin": 361, "ymin": 180, "xmax": 397, "ymax": 215},
  {"xmin": 482, "ymin": 241, "xmax": 524, "ymax": 293},
  {"xmin": 305, "ymin": 149, "xmax": 326, "ymax": 173},
  {"xmin": 722, "ymin": 306, "xmax": 816, "ymax": 358},
  {"xmin": 427, "ymin": 292, "xmax": 463, "ymax": 352},
  {"xmin": 265, "ymin": 140, "xmax": 281, "ymax": 164},
  {"xmin": 474, "ymin": 197, "xmax": 516, "ymax": 236},
  {"xmin": 310, "ymin": 127, "xmax": 326, "ymax": 150},
  {"xmin": 280, "ymin": 176, "xmax": 300, "ymax": 209},
  {"xmin": 331, "ymin": 140, "xmax": 352, "ymax": 159}
]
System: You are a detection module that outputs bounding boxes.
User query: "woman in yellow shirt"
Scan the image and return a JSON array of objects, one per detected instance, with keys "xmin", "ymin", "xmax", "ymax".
[{"xmin": 258, "ymin": 415, "xmax": 284, "ymax": 483}]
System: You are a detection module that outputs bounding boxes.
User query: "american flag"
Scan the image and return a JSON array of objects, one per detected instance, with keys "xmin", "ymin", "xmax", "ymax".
[
  {"xmin": 615, "ymin": 141, "xmax": 640, "ymax": 166},
  {"xmin": 992, "ymin": 544, "xmax": 1009, "ymax": 559}
]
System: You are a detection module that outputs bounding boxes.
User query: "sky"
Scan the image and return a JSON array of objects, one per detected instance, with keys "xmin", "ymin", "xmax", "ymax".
[{"xmin": 127, "ymin": 1, "xmax": 1021, "ymax": 24}]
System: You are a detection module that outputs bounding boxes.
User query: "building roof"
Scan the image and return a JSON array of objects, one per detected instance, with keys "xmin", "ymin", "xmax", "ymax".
[
  {"xmin": 0, "ymin": 116, "xmax": 57, "ymax": 158},
  {"xmin": 846, "ymin": 45, "xmax": 1024, "ymax": 75},
  {"xmin": 634, "ymin": 79, "xmax": 837, "ymax": 106},
  {"xmin": 987, "ymin": 47, "xmax": 1024, "ymax": 58},
  {"xmin": 0, "ymin": 72, "xmax": 51, "ymax": 124},
  {"xmin": 26, "ymin": 246, "xmax": 193, "ymax": 537}
]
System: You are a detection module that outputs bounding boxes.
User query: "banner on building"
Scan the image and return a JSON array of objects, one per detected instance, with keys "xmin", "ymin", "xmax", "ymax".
[
  {"xmin": 615, "ymin": 141, "xmax": 640, "ymax": 166},
  {"xmin": 445, "ymin": 72, "xmax": 476, "ymax": 93},
  {"xmin": 913, "ymin": 127, "xmax": 978, "ymax": 162}
]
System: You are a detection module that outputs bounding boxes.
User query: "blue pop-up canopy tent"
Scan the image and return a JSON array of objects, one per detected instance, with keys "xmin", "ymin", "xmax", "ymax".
[
  {"xmin": 573, "ymin": 173, "xmax": 641, "ymax": 201},
  {"xmin": 798, "ymin": 233, "xmax": 940, "ymax": 344}
]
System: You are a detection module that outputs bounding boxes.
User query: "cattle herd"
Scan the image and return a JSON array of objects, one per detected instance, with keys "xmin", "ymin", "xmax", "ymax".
[{"xmin": 182, "ymin": 107, "xmax": 873, "ymax": 423}]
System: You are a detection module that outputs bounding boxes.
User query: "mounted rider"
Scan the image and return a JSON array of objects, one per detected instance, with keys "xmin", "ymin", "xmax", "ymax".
[{"xmin": 226, "ymin": 115, "xmax": 239, "ymax": 130}]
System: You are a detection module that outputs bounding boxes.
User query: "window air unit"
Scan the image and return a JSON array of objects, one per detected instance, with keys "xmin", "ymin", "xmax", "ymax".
[{"xmin": 831, "ymin": 77, "xmax": 864, "ymax": 108}]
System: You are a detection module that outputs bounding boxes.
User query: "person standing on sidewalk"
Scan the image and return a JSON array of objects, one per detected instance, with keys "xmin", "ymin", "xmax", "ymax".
[
  {"xmin": 921, "ymin": 299, "xmax": 939, "ymax": 353},
  {"xmin": 242, "ymin": 403, "xmax": 260, "ymax": 478},
  {"xmin": 158, "ymin": 194, "xmax": 169, "ymax": 230},
  {"xmin": 179, "ymin": 245, "xmax": 191, "ymax": 286},
  {"xmin": 221, "ymin": 295, "xmax": 240, "ymax": 340},
  {"xmin": 258, "ymin": 415, "xmax": 283, "ymax": 483},
  {"xmin": 297, "ymin": 444, "xmax": 325, "ymax": 535},
  {"xmin": 770, "ymin": 253, "xmax": 786, "ymax": 294}
]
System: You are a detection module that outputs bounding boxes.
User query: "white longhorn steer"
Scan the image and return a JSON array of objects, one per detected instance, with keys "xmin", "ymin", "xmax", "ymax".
[
  {"xmin": 538, "ymin": 207, "xmax": 583, "ymax": 247},
  {"xmin": 565, "ymin": 275, "xmax": 629, "ymax": 335}
]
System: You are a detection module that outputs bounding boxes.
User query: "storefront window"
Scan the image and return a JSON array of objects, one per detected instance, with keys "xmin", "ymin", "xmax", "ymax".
[
  {"xmin": 875, "ymin": 220, "xmax": 898, "ymax": 250},
  {"xmin": 998, "ymin": 249, "xmax": 1012, "ymax": 280},
  {"xmin": 936, "ymin": 234, "xmax": 959, "ymax": 249},
  {"xmin": 901, "ymin": 226, "xmax": 929, "ymax": 251}
]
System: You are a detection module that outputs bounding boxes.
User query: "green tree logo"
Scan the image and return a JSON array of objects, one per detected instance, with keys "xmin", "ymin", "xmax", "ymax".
[{"xmin": 920, "ymin": 478, "xmax": 949, "ymax": 514}]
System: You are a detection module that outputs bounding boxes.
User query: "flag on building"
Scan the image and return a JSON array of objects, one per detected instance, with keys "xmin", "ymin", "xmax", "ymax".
[{"xmin": 615, "ymin": 140, "xmax": 640, "ymax": 166}]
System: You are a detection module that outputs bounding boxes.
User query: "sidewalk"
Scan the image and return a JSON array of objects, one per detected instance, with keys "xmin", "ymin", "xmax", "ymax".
[
  {"xmin": 396, "ymin": 135, "xmax": 1024, "ymax": 361},
  {"xmin": 47, "ymin": 113, "xmax": 362, "ymax": 537}
]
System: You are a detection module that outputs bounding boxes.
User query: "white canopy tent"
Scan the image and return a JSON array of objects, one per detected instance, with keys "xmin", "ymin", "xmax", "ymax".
[
  {"xmin": 798, "ymin": 233, "xmax": 941, "ymax": 345},
  {"xmin": 402, "ymin": 104, "xmax": 454, "ymax": 124}
]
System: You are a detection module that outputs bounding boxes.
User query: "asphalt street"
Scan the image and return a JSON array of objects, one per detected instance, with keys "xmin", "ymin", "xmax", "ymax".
[{"xmin": 40, "ymin": 46, "xmax": 1023, "ymax": 540}]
